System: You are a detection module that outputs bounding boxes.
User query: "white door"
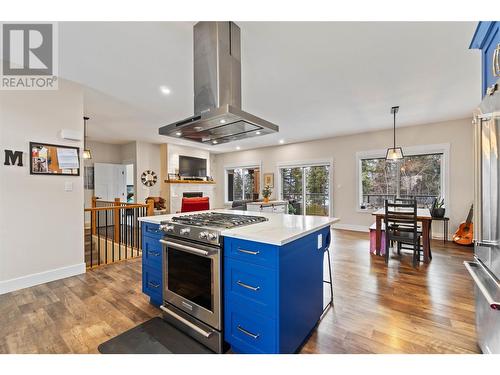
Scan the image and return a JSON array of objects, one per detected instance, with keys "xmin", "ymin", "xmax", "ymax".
[{"xmin": 94, "ymin": 163, "xmax": 127, "ymax": 202}]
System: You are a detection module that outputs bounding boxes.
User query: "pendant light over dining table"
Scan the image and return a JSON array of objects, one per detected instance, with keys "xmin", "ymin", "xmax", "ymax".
[
  {"xmin": 83, "ymin": 116, "xmax": 92, "ymax": 159},
  {"xmin": 385, "ymin": 106, "xmax": 404, "ymax": 161}
]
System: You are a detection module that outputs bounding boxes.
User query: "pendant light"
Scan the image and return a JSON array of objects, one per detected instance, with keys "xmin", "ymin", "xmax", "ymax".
[
  {"xmin": 385, "ymin": 106, "xmax": 404, "ymax": 161},
  {"xmin": 83, "ymin": 116, "xmax": 92, "ymax": 159}
]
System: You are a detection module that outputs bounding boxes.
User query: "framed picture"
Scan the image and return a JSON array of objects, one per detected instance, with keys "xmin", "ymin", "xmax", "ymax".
[
  {"xmin": 264, "ymin": 173, "xmax": 274, "ymax": 188},
  {"xmin": 30, "ymin": 142, "xmax": 80, "ymax": 176}
]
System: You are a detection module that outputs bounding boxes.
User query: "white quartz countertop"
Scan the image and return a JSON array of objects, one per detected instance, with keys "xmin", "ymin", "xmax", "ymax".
[{"xmin": 138, "ymin": 209, "xmax": 340, "ymax": 246}]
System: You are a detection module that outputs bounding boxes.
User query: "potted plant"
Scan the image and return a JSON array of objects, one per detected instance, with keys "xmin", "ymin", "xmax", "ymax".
[
  {"xmin": 432, "ymin": 197, "xmax": 445, "ymax": 218},
  {"xmin": 262, "ymin": 184, "xmax": 272, "ymax": 203}
]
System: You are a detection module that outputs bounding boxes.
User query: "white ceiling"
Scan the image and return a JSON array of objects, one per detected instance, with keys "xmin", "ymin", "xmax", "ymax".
[{"xmin": 59, "ymin": 21, "xmax": 480, "ymax": 153}]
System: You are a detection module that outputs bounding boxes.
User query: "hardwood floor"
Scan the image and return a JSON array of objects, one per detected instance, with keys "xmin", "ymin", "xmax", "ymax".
[
  {"xmin": 301, "ymin": 230, "xmax": 479, "ymax": 354},
  {"xmin": 0, "ymin": 230, "xmax": 479, "ymax": 354}
]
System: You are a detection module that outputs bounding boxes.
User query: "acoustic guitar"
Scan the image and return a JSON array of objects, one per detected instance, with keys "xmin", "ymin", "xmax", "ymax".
[{"xmin": 452, "ymin": 204, "xmax": 474, "ymax": 246}]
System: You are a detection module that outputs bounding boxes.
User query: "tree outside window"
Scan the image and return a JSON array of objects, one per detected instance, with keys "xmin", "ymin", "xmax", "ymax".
[
  {"xmin": 360, "ymin": 153, "xmax": 442, "ymax": 209},
  {"xmin": 281, "ymin": 165, "xmax": 330, "ymax": 216},
  {"xmin": 226, "ymin": 167, "xmax": 260, "ymax": 202}
]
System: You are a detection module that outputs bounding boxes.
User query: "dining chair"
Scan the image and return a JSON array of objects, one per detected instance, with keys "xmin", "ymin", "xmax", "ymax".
[
  {"xmin": 394, "ymin": 197, "xmax": 414, "ymax": 204},
  {"xmin": 395, "ymin": 197, "xmax": 433, "ymax": 261},
  {"xmin": 384, "ymin": 199, "xmax": 421, "ymax": 267}
]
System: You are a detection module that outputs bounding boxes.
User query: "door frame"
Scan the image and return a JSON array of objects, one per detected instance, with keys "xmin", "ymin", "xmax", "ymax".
[{"xmin": 276, "ymin": 158, "xmax": 334, "ymax": 217}]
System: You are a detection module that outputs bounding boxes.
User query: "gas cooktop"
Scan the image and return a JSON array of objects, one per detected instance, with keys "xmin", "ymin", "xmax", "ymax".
[{"xmin": 171, "ymin": 212, "xmax": 267, "ymax": 229}]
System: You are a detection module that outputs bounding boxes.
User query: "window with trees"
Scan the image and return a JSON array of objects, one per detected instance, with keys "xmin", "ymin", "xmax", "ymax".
[
  {"xmin": 281, "ymin": 164, "xmax": 330, "ymax": 216},
  {"xmin": 359, "ymin": 153, "xmax": 443, "ymax": 210},
  {"xmin": 226, "ymin": 167, "xmax": 260, "ymax": 202}
]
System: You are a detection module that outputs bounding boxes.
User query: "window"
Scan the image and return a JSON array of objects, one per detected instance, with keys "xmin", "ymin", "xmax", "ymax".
[
  {"xmin": 280, "ymin": 164, "xmax": 330, "ymax": 216},
  {"xmin": 359, "ymin": 152, "xmax": 444, "ymax": 210},
  {"xmin": 225, "ymin": 166, "xmax": 260, "ymax": 202}
]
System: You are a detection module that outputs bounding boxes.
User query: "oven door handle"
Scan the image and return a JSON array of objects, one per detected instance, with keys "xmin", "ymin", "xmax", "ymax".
[
  {"xmin": 160, "ymin": 305, "xmax": 213, "ymax": 338},
  {"xmin": 160, "ymin": 239, "xmax": 209, "ymax": 257}
]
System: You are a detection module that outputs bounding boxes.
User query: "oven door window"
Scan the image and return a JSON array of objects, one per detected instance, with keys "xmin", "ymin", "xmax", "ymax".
[{"xmin": 167, "ymin": 247, "xmax": 213, "ymax": 311}]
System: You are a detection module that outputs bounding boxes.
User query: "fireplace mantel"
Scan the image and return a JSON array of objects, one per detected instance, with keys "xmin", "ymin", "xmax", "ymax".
[{"xmin": 165, "ymin": 180, "xmax": 216, "ymax": 185}]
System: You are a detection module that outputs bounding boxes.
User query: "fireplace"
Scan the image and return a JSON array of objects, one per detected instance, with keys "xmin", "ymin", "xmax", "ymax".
[{"xmin": 183, "ymin": 192, "xmax": 203, "ymax": 198}]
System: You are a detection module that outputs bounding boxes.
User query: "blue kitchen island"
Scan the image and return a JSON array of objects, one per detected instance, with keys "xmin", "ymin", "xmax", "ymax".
[{"xmin": 139, "ymin": 210, "xmax": 339, "ymax": 354}]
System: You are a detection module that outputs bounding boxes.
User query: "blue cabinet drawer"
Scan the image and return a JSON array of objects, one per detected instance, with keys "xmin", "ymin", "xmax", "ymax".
[
  {"xmin": 225, "ymin": 237, "xmax": 278, "ymax": 268},
  {"xmin": 225, "ymin": 258, "xmax": 277, "ymax": 318},
  {"xmin": 225, "ymin": 304, "xmax": 277, "ymax": 354},
  {"xmin": 142, "ymin": 222, "xmax": 163, "ymax": 238},
  {"xmin": 142, "ymin": 265, "xmax": 162, "ymax": 302},
  {"xmin": 142, "ymin": 235, "xmax": 163, "ymax": 271}
]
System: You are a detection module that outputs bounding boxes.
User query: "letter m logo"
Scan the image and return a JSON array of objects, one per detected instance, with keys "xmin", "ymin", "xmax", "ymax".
[{"xmin": 4, "ymin": 150, "xmax": 23, "ymax": 166}]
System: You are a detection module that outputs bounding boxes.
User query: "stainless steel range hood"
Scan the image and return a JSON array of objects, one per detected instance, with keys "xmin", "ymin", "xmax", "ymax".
[{"xmin": 159, "ymin": 22, "xmax": 279, "ymax": 145}]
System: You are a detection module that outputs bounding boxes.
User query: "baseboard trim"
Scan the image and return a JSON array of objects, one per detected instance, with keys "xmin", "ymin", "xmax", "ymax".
[
  {"xmin": 333, "ymin": 224, "xmax": 369, "ymax": 232},
  {"xmin": 0, "ymin": 263, "xmax": 86, "ymax": 295}
]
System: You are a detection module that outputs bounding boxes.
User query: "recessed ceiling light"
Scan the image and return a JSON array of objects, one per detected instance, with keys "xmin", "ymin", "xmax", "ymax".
[
  {"xmin": 212, "ymin": 140, "xmax": 218, "ymax": 144},
  {"xmin": 219, "ymin": 119, "xmax": 226, "ymax": 124},
  {"xmin": 279, "ymin": 139, "xmax": 285, "ymax": 144},
  {"xmin": 159, "ymin": 86, "xmax": 171, "ymax": 95},
  {"xmin": 175, "ymin": 131, "xmax": 182, "ymax": 136},
  {"xmin": 236, "ymin": 146, "xmax": 241, "ymax": 150},
  {"xmin": 255, "ymin": 131, "xmax": 261, "ymax": 135}
]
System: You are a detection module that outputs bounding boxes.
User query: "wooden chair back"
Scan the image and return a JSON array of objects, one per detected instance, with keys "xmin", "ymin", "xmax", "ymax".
[{"xmin": 384, "ymin": 199, "xmax": 418, "ymax": 239}]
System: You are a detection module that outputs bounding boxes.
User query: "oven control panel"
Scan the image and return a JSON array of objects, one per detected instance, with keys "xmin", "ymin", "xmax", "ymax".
[{"xmin": 159, "ymin": 221, "xmax": 220, "ymax": 245}]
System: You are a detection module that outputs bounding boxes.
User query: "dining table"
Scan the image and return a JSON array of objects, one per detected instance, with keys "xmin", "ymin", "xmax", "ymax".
[{"xmin": 372, "ymin": 208, "xmax": 432, "ymax": 263}]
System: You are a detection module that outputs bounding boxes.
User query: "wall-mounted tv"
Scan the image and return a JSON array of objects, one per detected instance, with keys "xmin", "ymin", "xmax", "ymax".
[{"xmin": 179, "ymin": 155, "xmax": 207, "ymax": 177}]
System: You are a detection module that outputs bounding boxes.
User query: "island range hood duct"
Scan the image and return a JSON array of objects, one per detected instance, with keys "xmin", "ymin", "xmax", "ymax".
[{"xmin": 159, "ymin": 21, "xmax": 279, "ymax": 145}]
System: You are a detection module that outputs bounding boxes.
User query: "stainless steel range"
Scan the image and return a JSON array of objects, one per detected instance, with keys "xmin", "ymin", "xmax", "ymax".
[{"xmin": 158, "ymin": 212, "xmax": 267, "ymax": 353}]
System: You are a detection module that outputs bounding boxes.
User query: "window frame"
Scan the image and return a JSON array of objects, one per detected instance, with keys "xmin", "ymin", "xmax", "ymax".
[
  {"xmin": 276, "ymin": 158, "xmax": 334, "ymax": 217},
  {"xmin": 224, "ymin": 161, "xmax": 262, "ymax": 205},
  {"xmin": 356, "ymin": 143, "xmax": 450, "ymax": 213}
]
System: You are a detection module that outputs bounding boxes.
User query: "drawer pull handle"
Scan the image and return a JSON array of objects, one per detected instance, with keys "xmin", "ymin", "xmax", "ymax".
[
  {"xmin": 237, "ymin": 280, "xmax": 260, "ymax": 291},
  {"xmin": 148, "ymin": 281, "xmax": 160, "ymax": 289},
  {"xmin": 147, "ymin": 250, "xmax": 161, "ymax": 257},
  {"xmin": 493, "ymin": 44, "xmax": 500, "ymax": 78},
  {"xmin": 238, "ymin": 248, "xmax": 260, "ymax": 255},
  {"xmin": 237, "ymin": 325, "xmax": 260, "ymax": 339}
]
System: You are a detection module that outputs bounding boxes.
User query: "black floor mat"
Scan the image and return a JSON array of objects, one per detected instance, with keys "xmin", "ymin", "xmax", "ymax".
[{"xmin": 98, "ymin": 317, "xmax": 214, "ymax": 354}]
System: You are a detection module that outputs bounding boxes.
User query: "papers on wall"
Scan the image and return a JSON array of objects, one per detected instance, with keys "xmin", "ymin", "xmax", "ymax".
[{"xmin": 57, "ymin": 147, "xmax": 79, "ymax": 169}]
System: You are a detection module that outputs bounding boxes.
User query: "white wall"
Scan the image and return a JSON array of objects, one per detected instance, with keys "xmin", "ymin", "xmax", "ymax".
[
  {"xmin": 136, "ymin": 141, "xmax": 161, "ymax": 203},
  {"xmin": 212, "ymin": 118, "xmax": 474, "ymax": 236},
  {"xmin": 0, "ymin": 80, "xmax": 85, "ymax": 293}
]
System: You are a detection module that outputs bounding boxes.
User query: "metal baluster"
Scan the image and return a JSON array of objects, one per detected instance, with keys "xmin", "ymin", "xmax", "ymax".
[
  {"xmin": 128, "ymin": 208, "xmax": 132, "ymax": 258},
  {"xmin": 123, "ymin": 208, "xmax": 128, "ymax": 259},
  {"xmin": 140, "ymin": 207, "xmax": 144, "ymax": 252},
  {"xmin": 97, "ymin": 210, "xmax": 100, "ymax": 266},
  {"xmin": 105, "ymin": 210, "xmax": 108, "ymax": 264},
  {"xmin": 89, "ymin": 211, "xmax": 93, "ymax": 268},
  {"xmin": 118, "ymin": 207, "xmax": 122, "ymax": 261},
  {"xmin": 112, "ymin": 208, "xmax": 115, "ymax": 263},
  {"xmin": 135, "ymin": 207, "xmax": 139, "ymax": 257}
]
